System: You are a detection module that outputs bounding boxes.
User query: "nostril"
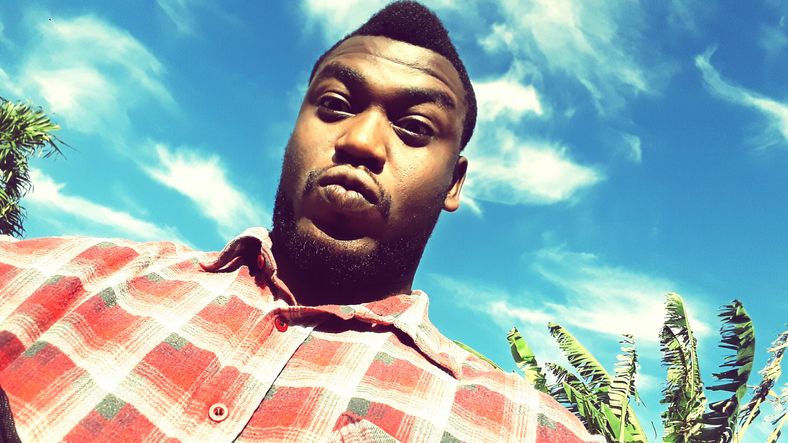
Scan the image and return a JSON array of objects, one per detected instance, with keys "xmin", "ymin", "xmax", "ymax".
[{"xmin": 334, "ymin": 150, "xmax": 384, "ymax": 174}]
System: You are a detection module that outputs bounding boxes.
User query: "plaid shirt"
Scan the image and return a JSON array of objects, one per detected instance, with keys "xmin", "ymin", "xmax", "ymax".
[{"xmin": 0, "ymin": 228, "xmax": 602, "ymax": 442}]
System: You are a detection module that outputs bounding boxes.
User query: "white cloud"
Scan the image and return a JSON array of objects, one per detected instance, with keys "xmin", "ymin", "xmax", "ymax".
[
  {"xmin": 25, "ymin": 169, "xmax": 187, "ymax": 244},
  {"xmin": 480, "ymin": 0, "xmax": 659, "ymax": 113},
  {"xmin": 621, "ymin": 132, "xmax": 643, "ymax": 163},
  {"xmin": 474, "ymin": 77, "xmax": 544, "ymax": 122},
  {"xmin": 6, "ymin": 14, "xmax": 172, "ymax": 136},
  {"xmin": 142, "ymin": 144, "xmax": 270, "ymax": 238},
  {"xmin": 529, "ymin": 247, "xmax": 712, "ymax": 343},
  {"xmin": 157, "ymin": 0, "xmax": 198, "ymax": 35},
  {"xmin": 464, "ymin": 129, "xmax": 604, "ymax": 205},
  {"xmin": 696, "ymin": 47, "xmax": 788, "ymax": 148},
  {"xmin": 435, "ymin": 246, "xmax": 713, "ymax": 349}
]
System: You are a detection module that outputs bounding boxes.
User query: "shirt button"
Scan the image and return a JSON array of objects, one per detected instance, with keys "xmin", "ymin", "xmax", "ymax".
[
  {"xmin": 209, "ymin": 403, "xmax": 228, "ymax": 422},
  {"xmin": 275, "ymin": 316, "xmax": 288, "ymax": 332},
  {"xmin": 257, "ymin": 254, "xmax": 265, "ymax": 270}
]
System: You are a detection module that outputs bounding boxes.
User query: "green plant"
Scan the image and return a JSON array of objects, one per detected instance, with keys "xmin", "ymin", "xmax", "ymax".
[
  {"xmin": 0, "ymin": 96, "xmax": 69, "ymax": 237},
  {"xmin": 509, "ymin": 325, "xmax": 648, "ymax": 442},
  {"xmin": 507, "ymin": 293, "xmax": 784, "ymax": 443}
]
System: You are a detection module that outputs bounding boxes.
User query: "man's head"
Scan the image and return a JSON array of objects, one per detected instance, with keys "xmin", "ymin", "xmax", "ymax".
[
  {"xmin": 271, "ymin": 1, "xmax": 475, "ymax": 304},
  {"xmin": 309, "ymin": 1, "xmax": 477, "ymax": 149}
]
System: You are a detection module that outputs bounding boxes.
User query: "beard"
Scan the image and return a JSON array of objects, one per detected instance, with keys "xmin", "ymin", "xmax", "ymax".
[{"xmin": 270, "ymin": 168, "xmax": 447, "ymax": 297}]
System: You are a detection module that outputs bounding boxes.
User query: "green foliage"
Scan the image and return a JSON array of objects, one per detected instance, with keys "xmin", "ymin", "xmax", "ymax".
[
  {"xmin": 660, "ymin": 293, "xmax": 709, "ymax": 442},
  {"xmin": 767, "ymin": 385, "xmax": 788, "ymax": 443},
  {"xmin": 508, "ymin": 293, "xmax": 783, "ymax": 443},
  {"xmin": 513, "ymin": 325, "xmax": 647, "ymax": 442},
  {"xmin": 659, "ymin": 295, "xmax": 756, "ymax": 443},
  {"xmin": 507, "ymin": 328, "xmax": 548, "ymax": 393},
  {"xmin": 734, "ymin": 331, "xmax": 788, "ymax": 442},
  {"xmin": 0, "ymin": 96, "xmax": 68, "ymax": 237},
  {"xmin": 453, "ymin": 340, "xmax": 504, "ymax": 371},
  {"xmin": 610, "ymin": 335, "xmax": 643, "ymax": 441},
  {"xmin": 698, "ymin": 301, "xmax": 755, "ymax": 442}
]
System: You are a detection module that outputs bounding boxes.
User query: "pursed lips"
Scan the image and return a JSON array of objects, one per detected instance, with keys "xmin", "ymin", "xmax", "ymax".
[{"xmin": 315, "ymin": 166, "xmax": 383, "ymax": 212}]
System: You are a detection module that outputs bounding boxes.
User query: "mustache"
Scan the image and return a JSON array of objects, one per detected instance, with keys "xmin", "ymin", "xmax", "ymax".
[{"xmin": 303, "ymin": 165, "xmax": 392, "ymax": 217}]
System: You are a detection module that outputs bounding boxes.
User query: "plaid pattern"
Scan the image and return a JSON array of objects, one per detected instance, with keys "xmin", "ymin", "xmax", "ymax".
[{"xmin": 0, "ymin": 228, "xmax": 602, "ymax": 442}]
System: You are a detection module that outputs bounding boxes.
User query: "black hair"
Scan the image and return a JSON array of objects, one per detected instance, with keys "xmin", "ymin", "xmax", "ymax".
[{"xmin": 308, "ymin": 1, "xmax": 476, "ymax": 149}]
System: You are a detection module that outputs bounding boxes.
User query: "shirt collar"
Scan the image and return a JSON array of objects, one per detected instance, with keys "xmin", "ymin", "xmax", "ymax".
[{"xmin": 202, "ymin": 228, "xmax": 463, "ymax": 378}]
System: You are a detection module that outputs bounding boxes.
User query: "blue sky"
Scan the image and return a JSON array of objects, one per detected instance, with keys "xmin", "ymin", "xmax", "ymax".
[{"xmin": 2, "ymin": 0, "xmax": 787, "ymax": 440}]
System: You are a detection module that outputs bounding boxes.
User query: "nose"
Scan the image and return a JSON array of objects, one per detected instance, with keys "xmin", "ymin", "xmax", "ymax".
[{"xmin": 334, "ymin": 110, "xmax": 388, "ymax": 173}]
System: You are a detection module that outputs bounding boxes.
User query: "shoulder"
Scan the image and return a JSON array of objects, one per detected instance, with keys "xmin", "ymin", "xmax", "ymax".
[
  {"xmin": 451, "ymin": 344, "xmax": 603, "ymax": 441},
  {"xmin": 0, "ymin": 235, "xmax": 209, "ymax": 263},
  {"xmin": 0, "ymin": 235, "xmax": 215, "ymax": 300}
]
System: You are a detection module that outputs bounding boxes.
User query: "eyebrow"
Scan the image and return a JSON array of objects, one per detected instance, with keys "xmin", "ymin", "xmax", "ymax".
[{"xmin": 312, "ymin": 62, "xmax": 457, "ymax": 111}]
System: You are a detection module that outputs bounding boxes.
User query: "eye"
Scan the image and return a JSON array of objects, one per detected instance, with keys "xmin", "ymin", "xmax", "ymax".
[
  {"xmin": 394, "ymin": 117, "xmax": 435, "ymax": 146},
  {"xmin": 317, "ymin": 94, "xmax": 352, "ymax": 115}
]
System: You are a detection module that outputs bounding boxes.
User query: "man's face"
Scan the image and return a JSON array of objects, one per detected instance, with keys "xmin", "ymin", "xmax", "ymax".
[{"xmin": 273, "ymin": 35, "xmax": 467, "ymax": 294}]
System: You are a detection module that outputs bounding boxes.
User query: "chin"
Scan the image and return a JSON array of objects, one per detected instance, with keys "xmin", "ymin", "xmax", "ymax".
[
  {"xmin": 303, "ymin": 221, "xmax": 381, "ymax": 257},
  {"xmin": 272, "ymin": 187, "xmax": 435, "ymax": 292}
]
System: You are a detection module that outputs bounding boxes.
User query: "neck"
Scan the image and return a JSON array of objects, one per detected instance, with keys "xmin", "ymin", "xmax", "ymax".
[{"xmin": 271, "ymin": 242, "xmax": 417, "ymax": 306}]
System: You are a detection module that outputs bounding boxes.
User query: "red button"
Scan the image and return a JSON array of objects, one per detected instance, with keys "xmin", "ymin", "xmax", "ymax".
[
  {"xmin": 275, "ymin": 316, "xmax": 288, "ymax": 332},
  {"xmin": 209, "ymin": 403, "xmax": 228, "ymax": 422},
  {"xmin": 257, "ymin": 255, "xmax": 265, "ymax": 270}
]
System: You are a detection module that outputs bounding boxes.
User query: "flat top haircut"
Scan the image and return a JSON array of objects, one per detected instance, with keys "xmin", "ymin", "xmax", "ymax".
[{"xmin": 309, "ymin": 1, "xmax": 477, "ymax": 149}]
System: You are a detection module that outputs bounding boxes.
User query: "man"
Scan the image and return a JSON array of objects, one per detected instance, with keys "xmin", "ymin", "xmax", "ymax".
[{"xmin": 0, "ymin": 2, "xmax": 602, "ymax": 442}]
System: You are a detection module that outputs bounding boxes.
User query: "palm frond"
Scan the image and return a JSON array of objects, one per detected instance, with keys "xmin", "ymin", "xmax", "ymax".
[
  {"xmin": 547, "ymin": 322, "xmax": 612, "ymax": 391},
  {"xmin": 736, "ymin": 329, "xmax": 788, "ymax": 441},
  {"xmin": 507, "ymin": 328, "xmax": 548, "ymax": 393},
  {"xmin": 547, "ymin": 324, "xmax": 648, "ymax": 442},
  {"xmin": 608, "ymin": 334, "xmax": 648, "ymax": 442},
  {"xmin": 660, "ymin": 293, "xmax": 708, "ymax": 443},
  {"xmin": 546, "ymin": 362, "xmax": 608, "ymax": 434},
  {"xmin": 697, "ymin": 300, "xmax": 755, "ymax": 443},
  {"xmin": 0, "ymin": 96, "xmax": 70, "ymax": 237},
  {"xmin": 767, "ymin": 385, "xmax": 788, "ymax": 443}
]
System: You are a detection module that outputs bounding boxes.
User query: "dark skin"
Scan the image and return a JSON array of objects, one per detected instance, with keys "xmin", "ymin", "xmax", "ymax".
[{"xmin": 266, "ymin": 36, "xmax": 469, "ymax": 305}]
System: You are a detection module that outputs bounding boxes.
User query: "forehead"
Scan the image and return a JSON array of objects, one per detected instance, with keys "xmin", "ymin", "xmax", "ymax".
[{"xmin": 312, "ymin": 36, "xmax": 465, "ymax": 112}]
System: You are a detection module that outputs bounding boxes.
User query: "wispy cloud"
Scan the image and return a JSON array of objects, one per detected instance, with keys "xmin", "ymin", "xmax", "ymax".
[
  {"xmin": 760, "ymin": 23, "xmax": 788, "ymax": 58},
  {"xmin": 464, "ymin": 129, "xmax": 604, "ymax": 205},
  {"xmin": 3, "ymin": 14, "xmax": 172, "ymax": 136},
  {"xmin": 435, "ymin": 245, "xmax": 713, "ymax": 348},
  {"xmin": 157, "ymin": 0, "xmax": 198, "ymax": 35},
  {"xmin": 25, "ymin": 169, "xmax": 187, "ymax": 245},
  {"xmin": 696, "ymin": 47, "xmax": 788, "ymax": 148},
  {"xmin": 141, "ymin": 144, "xmax": 270, "ymax": 238},
  {"xmin": 479, "ymin": 0, "xmax": 661, "ymax": 113},
  {"xmin": 621, "ymin": 132, "xmax": 643, "ymax": 164}
]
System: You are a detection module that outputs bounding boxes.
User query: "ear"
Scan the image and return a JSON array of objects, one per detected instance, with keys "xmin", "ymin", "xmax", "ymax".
[{"xmin": 443, "ymin": 155, "xmax": 468, "ymax": 212}]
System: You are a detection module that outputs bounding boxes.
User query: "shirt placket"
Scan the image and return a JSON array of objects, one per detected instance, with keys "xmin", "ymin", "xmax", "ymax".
[{"xmin": 181, "ymin": 253, "xmax": 323, "ymax": 442}]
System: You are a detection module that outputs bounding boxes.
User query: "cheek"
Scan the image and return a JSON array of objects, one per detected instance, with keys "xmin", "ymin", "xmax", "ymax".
[
  {"xmin": 280, "ymin": 121, "xmax": 332, "ymax": 193},
  {"xmin": 391, "ymin": 159, "xmax": 454, "ymax": 213}
]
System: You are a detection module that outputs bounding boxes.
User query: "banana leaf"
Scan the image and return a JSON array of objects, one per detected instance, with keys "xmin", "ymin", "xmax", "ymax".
[
  {"xmin": 697, "ymin": 300, "xmax": 755, "ymax": 443},
  {"xmin": 453, "ymin": 340, "xmax": 503, "ymax": 371},
  {"xmin": 737, "ymin": 329, "xmax": 787, "ymax": 441},
  {"xmin": 660, "ymin": 293, "xmax": 708, "ymax": 443},
  {"xmin": 548, "ymin": 323, "xmax": 612, "ymax": 391},
  {"xmin": 507, "ymin": 327, "xmax": 548, "ymax": 393},
  {"xmin": 547, "ymin": 362, "xmax": 608, "ymax": 434},
  {"xmin": 608, "ymin": 334, "xmax": 648, "ymax": 442}
]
